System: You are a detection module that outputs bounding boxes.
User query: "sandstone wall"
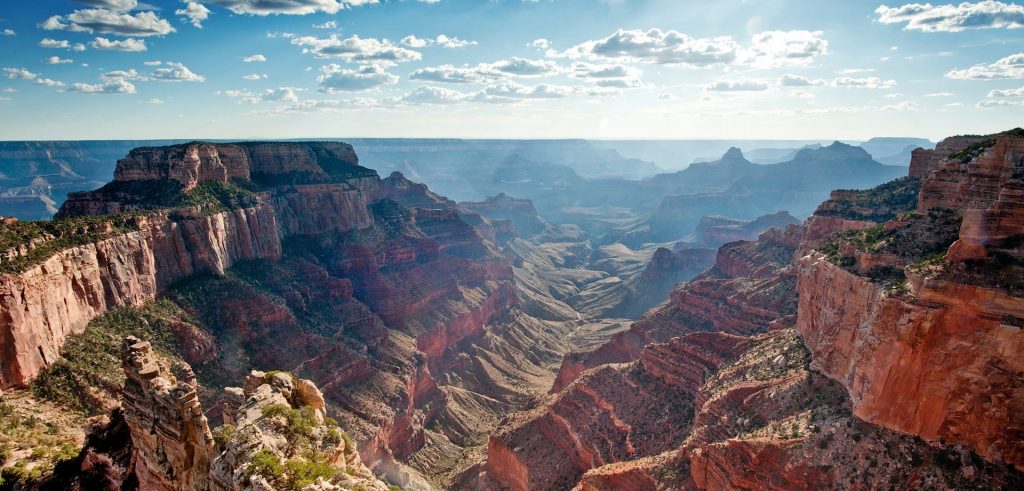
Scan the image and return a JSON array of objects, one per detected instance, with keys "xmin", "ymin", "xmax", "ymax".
[
  {"xmin": 0, "ymin": 205, "xmax": 282, "ymax": 390},
  {"xmin": 796, "ymin": 253, "xmax": 1024, "ymax": 469}
]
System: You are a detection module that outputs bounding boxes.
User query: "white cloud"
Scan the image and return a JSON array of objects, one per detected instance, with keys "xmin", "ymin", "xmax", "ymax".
[
  {"xmin": 39, "ymin": 38, "xmax": 72, "ymax": 48},
  {"xmin": 44, "ymin": 56, "xmax": 74, "ymax": 64},
  {"xmin": 35, "ymin": 78, "xmax": 66, "ymax": 87},
  {"xmin": 742, "ymin": 30, "xmax": 828, "ymax": 67},
  {"xmin": 946, "ymin": 52, "xmax": 1024, "ymax": 79},
  {"xmin": 3, "ymin": 68, "xmax": 37, "ymax": 80},
  {"xmin": 529, "ymin": 38, "xmax": 551, "ymax": 50},
  {"xmin": 144, "ymin": 60, "xmax": 162, "ymax": 66},
  {"xmin": 876, "ymin": 1, "xmax": 1024, "ymax": 32},
  {"xmin": 313, "ymin": 20, "xmax": 337, "ymax": 29},
  {"xmin": 91, "ymin": 36, "xmax": 147, "ymax": 51},
  {"xmin": 243, "ymin": 73, "xmax": 268, "ymax": 80},
  {"xmin": 409, "ymin": 57, "xmax": 562, "ymax": 84},
  {"xmin": 831, "ymin": 76, "xmax": 896, "ymax": 88},
  {"xmin": 147, "ymin": 97, "xmax": 164, "ymax": 104},
  {"xmin": 923, "ymin": 92, "xmax": 954, "ymax": 97},
  {"xmin": 556, "ymin": 28, "xmax": 827, "ymax": 68},
  {"xmin": 977, "ymin": 98, "xmax": 1024, "ymax": 107},
  {"xmin": 409, "ymin": 65, "xmax": 492, "ymax": 83},
  {"xmin": 243, "ymin": 54, "xmax": 267, "ymax": 62},
  {"xmin": 176, "ymin": 2, "xmax": 211, "ymax": 28},
  {"xmin": 42, "ymin": 9, "xmax": 175, "ymax": 37},
  {"xmin": 705, "ymin": 79, "xmax": 770, "ymax": 91},
  {"xmin": 569, "ymin": 61, "xmax": 640, "ymax": 79},
  {"xmin": 778, "ymin": 74, "xmax": 826, "ymax": 86},
  {"xmin": 400, "ymin": 34, "xmax": 477, "ymax": 49},
  {"xmin": 2, "ymin": 29, "xmax": 15, "ymax": 36},
  {"xmin": 206, "ymin": 0, "xmax": 348, "ymax": 15},
  {"xmin": 475, "ymin": 81, "xmax": 617, "ymax": 103},
  {"xmin": 988, "ymin": 86, "xmax": 1024, "ymax": 97},
  {"xmin": 69, "ymin": 78, "xmax": 136, "ymax": 94},
  {"xmin": 560, "ymin": 28, "xmax": 739, "ymax": 66},
  {"xmin": 400, "ymin": 86, "xmax": 473, "ymax": 104},
  {"xmin": 292, "ymin": 35, "xmax": 421, "ymax": 63},
  {"xmin": 151, "ymin": 62, "xmax": 205, "ymax": 82},
  {"xmin": 262, "ymin": 87, "xmax": 301, "ymax": 102},
  {"xmin": 317, "ymin": 63, "xmax": 399, "ymax": 92}
]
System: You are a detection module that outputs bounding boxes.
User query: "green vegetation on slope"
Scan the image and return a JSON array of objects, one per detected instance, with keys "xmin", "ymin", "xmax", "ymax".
[
  {"xmin": 0, "ymin": 214, "xmax": 140, "ymax": 274},
  {"xmin": 29, "ymin": 300, "xmax": 188, "ymax": 415}
]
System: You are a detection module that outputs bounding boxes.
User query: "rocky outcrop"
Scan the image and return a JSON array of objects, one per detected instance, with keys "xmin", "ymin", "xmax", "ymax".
[
  {"xmin": 0, "ymin": 206, "xmax": 281, "ymax": 391},
  {"xmin": 459, "ymin": 193, "xmax": 547, "ymax": 238},
  {"xmin": 121, "ymin": 336, "xmax": 216, "ymax": 491},
  {"xmin": 699, "ymin": 211, "xmax": 800, "ymax": 248},
  {"xmin": 909, "ymin": 135, "xmax": 990, "ymax": 177},
  {"xmin": 120, "ymin": 335, "xmax": 389, "ymax": 491}
]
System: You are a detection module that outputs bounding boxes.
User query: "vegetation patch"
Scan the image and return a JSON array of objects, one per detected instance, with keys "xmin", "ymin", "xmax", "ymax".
[
  {"xmin": 822, "ymin": 177, "xmax": 920, "ymax": 222},
  {"xmin": 29, "ymin": 300, "xmax": 188, "ymax": 415},
  {"xmin": 0, "ymin": 393, "xmax": 85, "ymax": 488},
  {"xmin": 0, "ymin": 214, "xmax": 140, "ymax": 274},
  {"xmin": 949, "ymin": 138, "xmax": 996, "ymax": 163}
]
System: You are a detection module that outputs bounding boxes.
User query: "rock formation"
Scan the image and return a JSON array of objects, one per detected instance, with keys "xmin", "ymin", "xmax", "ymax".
[
  {"xmin": 798, "ymin": 128, "xmax": 1024, "ymax": 470},
  {"xmin": 120, "ymin": 335, "xmax": 389, "ymax": 491}
]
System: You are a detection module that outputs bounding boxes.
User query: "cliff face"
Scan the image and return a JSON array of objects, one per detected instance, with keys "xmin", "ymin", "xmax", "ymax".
[
  {"xmin": 797, "ymin": 129, "xmax": 1024, "ymax": 470},
  {"xmin": 0, "ymin": 206, "xmax": 281, "ymax": 390}
]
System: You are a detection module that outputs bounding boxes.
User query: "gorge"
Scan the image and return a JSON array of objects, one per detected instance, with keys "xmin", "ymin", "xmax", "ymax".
[{"xmin": 0, "ymin": 129, "xmax": 1021, "ymax": 490}]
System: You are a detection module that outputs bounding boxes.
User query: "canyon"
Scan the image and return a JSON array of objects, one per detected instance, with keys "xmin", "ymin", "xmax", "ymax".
[{"xmin": 0, "ymin": 130, "xmax": 1020, "ymax": 490}]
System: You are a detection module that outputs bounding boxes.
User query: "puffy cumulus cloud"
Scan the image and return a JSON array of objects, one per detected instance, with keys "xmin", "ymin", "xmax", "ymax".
[
  {"xmin": 42, "ymin": 9, "xmax": 175, "ymax": 37},
  {"xmin": 400, "ymin": 86, "xmax": 473, "ymax": 104},
  {"xmin": 39, "ymin": 38, "xmax": 72, "ymax": 48},
  {"xmin": 176, "ymin": 2, "xmax": 211, "ymax": 28},
  {"xmin": 3, "ymin": 68, "xmax": 37, "ymax": 80},
  {"xmin": 2, "ymin": 29, "xmax": 15, "ymax": 36},
  {"xmin": 555, "ymin": 28, "xmax": 827, "ymax": 68},
  {"xmin": 400, "ymin": 34, "xmax": 477, "ymax": 49},
  {"xmin": 488, "ymin": 57, "xmax": 561, "ymax": 76},
  {"xmin": 35, "ymin": 78, "xmax": 66, "ymax": 87},
  {"xmin": 778, "ymin": 74, "xmax": 827, "ymax": 86},
  {"xmin": 560, "ymin": 28, "xmax": 739, "ymax": 66},
  {"xmin": 317, "ymin": 63, "xmax": 398, "ymax": 92},
  {"xmin": 946, "ymin": 52, "xmax": 1024, "ymax": 79},
  {"xmin": 205, "ymin": 0, "xmax": 367, "ymax": 16},
  {"xmin": 409, "ymin": 65, "xmax": 490, "ymax": 83},
  {"xmin": 44, "ymin": 56, "xmax": 74, "ymax": 64},
  {"xmin": 243, "ymin": 73, "xmax": 268, "ymax": 80},
  {"xmin": 262, "ymin": 87, "xmax": 301, "ymax": 102},
  {"xmin": 152, "ymin": 62, "xmax": 205, "ymax": 82},
  {"xmin": 742, "ymin": 30, "xmax": 827, "ymax": 67},
  {"xmin": 69, "ymin": 77, "xmax": 136, "ymax": 94},
  {"xmin": 705, "ymin": 79, "xmax": 770, "ymax": 91},
  {"xmin": 875, "ymin": 1, "xmax": 1024, "ymax": 32},
  {"xmin": 243, "ymin": 54, "xmax": 267, "ymax": 62},
  {"xmin": 313, "ymin": 20, "xmax": 338, "ymax": 29},
  {"xmin": 292, "ymin": 34, "xmax": 421, "ymax": 63},
  {"xmin": 91, "ymin": 36, "xmax": 147, "ymax": 51},
  {"xmin": 988, "ymin": 86, "xmax": 1024, "ymax": 97},
  {"xmin": 831, "ymin": 76, "xmax": 896, "ymax": 88}
]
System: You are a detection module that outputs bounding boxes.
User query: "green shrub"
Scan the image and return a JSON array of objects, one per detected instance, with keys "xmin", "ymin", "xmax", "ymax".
[
  {"xmin": 247, "ymin": 449, "xmax": 337, "ymax": 491},
  {"xmin": 213, "ymin": 424, "xmax": 237, "ymax": 449}
]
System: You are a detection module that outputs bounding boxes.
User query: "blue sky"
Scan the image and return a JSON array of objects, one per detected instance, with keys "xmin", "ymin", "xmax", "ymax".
[{"xmin": 0, "ymin": 0, "xmax": 1022, "ymax": 140}]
